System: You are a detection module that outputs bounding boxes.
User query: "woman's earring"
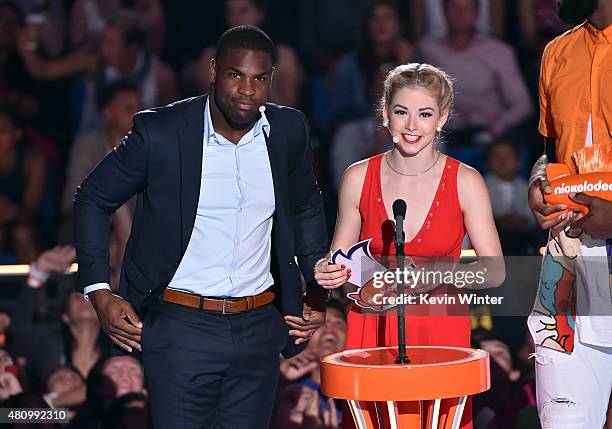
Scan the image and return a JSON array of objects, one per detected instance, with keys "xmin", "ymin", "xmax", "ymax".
[
  {"xmin": 436, "ymin": 126, "xmax": 442, "ymax": 133},
  {"xmin": 392, "ymin": 136, "xmax": 400, "ymax": 144},
  {"xmin": 383, "ymin": 120, "xmax": 388, "ymax": 127}
]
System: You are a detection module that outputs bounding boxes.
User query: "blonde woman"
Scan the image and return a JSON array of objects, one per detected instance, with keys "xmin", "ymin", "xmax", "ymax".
[{"xmin": 316, "ymin": 63, "xmax": 502, "ymax": 429}]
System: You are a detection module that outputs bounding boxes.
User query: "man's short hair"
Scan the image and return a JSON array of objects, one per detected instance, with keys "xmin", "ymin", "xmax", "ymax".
[
  {"xmin": 215, "ymin": 25, "xmax": 277, "ymax": 65},
  {"xmin": 96, "ymin": 80, "xmax": 140, "ymax": 110}
]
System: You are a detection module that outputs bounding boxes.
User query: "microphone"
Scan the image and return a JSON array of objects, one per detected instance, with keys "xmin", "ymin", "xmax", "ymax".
[
  {"xmin": 392, "ymin": 199, "xmax": 406, "ymax": 247},
  {"xmin": 392, "ymin": 198, "xmax": 409, "ymax": 364}
]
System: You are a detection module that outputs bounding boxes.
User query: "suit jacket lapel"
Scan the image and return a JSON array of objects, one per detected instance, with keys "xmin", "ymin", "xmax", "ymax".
[
  {"xmin": 177, "ymin": 96, "xmax": 206, "ymax": 255},
  {"xmin": 264, "ymin": 108, "xmax": 288, "ymax": 221}
]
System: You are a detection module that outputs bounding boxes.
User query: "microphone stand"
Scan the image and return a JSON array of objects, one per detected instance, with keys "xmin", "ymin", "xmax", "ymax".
[{"xmin": 395, "ymin": 230, "xmax": 409, "ymax": 364}]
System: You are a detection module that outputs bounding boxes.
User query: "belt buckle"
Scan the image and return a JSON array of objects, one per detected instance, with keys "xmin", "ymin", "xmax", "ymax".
[{"xmin": 222, "ymin": 299, "xmax": 229, "ymax": 314}]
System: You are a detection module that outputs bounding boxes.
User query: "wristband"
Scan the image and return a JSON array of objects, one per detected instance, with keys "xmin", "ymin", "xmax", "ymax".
[
  {"xmin": 529, "ymin": 154, "xmax": 549, "ymax": 188},
  {"xmin": 29, "ymin": 262, "xmax": 50, "ymax": 282},
  {"xmin": 27, "ymin": 262, "xmax": 50, "ymax": 288}
]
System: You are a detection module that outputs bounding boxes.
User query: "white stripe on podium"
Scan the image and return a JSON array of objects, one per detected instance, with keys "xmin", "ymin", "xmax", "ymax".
[
  {"xmin": 429, "ymin": 399, "xmax": 441, "ymax": 429},
  {"xmin": 451, "ymin": 396, "xmax": 467, "ymax": 429},
  {"xmin": 347, "ymin": 400, "xmax": 368, "ymax": 429},
  {"xmin": 386, "ymin": 401, "xmax": 400, "ymax": 429}
]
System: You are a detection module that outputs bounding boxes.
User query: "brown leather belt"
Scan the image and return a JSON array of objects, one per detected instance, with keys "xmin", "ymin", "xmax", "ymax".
[{"xmin": 161, "ymin": 288, "xmax": 275, "ymax": 314}]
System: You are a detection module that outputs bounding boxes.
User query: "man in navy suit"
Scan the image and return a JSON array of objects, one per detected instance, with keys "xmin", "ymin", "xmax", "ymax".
[{"xmin": 74, "ymin": 26, "xmax": 329, "ymax": 428}]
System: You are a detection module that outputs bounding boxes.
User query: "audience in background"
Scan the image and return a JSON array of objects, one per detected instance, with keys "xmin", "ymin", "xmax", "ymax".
[
  {"xmin": 484, "ymin": 140, "xmax": 538, "ymax": 255},
  {"xmin": 515, "ymin": 0, "xmax": 569, "ymax": 94},
  {"xmin": 330, "ymin": 63, "xmax": 394, "ymax": 192},
  {"xmin": 183, "ymin": 0, "xmax": 303, "ymax": 108},
  {"xmin": 6, "ymin": 245, "xmax": 109, "ymax": 393},
  {"xmin": 0, "ymin": 1, "xmax": 73, "ymax": 164},
  {"xmin": 416, "ymin": 0, "xmax": 532, "ymax": 145},
  {"xmin": 272, "ymin": 300, "xmax": 346, "ymax": 429},
  {"xmin": 68, "ymin": 355, "xmax": 149, "ymax": 429},
  {"xmin": 61, "ymin": 290, "xmax": 107, "ymax": 378},
  {"xmin": 0, "ymin": 1, "xmax": 594, "ymax": 427},
  {"xmin": 43, "ymin": 365, "xmax": 86, "ymax": 418},
  {"xmin": 60, "ymin": 81, "xmax": 140, "ymax": 287},
  {"xmin": 17, "ymin": 8, "xmax": 176, "ymax": 132},
  {"xmin": 326, "ymin": 0, "xmax": 414, "ymax": 134},
  {"xmin": 0, "ymin": 348, "xmax": 22, "ymax": 402},
  {"xmin": 69, "ymin": 0, "xmax": 165, "ymax": 54},
  {"xmin": 0, "ymin": 2, "xmax": 52, "ymax": 126},
  {"xmin": 0, "ymin": 106, "xmax": 45, "ymax": 262},
  {"xmin": 516, "ymin": 0, "xmax": 569, "ymax": 55},
  {"xmin": 14, "ymin": 0, "xmax": 66, "ymax": 58},
  {"xmin": 410, "ymin": 0, "xmax": 506, "ymax": 39}
]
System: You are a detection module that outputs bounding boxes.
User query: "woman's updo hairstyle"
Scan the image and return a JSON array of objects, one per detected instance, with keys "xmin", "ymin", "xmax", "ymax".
[{"xmin": 381, "ymin": 63, "xmax": 454, "ymax": 115}]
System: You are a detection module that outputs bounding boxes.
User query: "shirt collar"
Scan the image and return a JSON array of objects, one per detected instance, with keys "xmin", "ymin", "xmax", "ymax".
[
  {"xmin": 586, "ymin": 21, "xmax": 612, "ymax": 44},
  {"xmin": 203, "ymin": 98, "xmax": 271, "ymax": 146}
]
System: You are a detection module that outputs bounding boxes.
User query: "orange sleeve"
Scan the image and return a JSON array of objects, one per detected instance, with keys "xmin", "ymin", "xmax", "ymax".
[{"xmin": 538, "ymin": 44, "xmax": 554, "ymax": 138}]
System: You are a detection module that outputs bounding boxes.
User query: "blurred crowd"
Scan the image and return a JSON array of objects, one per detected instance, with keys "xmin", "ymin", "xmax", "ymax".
[{"xmin": 0, "ymin": 0, "xmax": 601, "ymax": 428}]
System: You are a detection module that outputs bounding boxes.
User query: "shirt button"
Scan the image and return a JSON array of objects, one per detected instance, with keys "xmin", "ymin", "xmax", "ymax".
[
  {"xmin": 238, "ymin": 207, "xmax": 243, "ymax": 213},
  {"xmin": 235, "ymin": 240, "xmax": 240, "ymax": 245},
  {"xmin": 237, "ymin": 175, "xmax": 241, "ymax": 181}
]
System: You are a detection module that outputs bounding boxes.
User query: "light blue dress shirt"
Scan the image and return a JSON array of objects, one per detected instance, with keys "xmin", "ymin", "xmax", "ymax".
[
  {"xmin": 84, "ymin": 100, "xmax": 275, "ymax": 298},
  {"xmin": 168, "ymin": 101, "xmax": 275, "ymax": 297}
]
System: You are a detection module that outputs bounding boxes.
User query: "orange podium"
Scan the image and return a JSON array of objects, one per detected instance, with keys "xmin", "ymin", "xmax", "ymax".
[{"xmin": 321, "ymin": 346, "xmax": 489, "ymax": 429}]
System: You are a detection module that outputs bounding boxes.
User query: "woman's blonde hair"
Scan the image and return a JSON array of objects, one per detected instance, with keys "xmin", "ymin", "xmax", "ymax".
[{"xmin": 381, "ymin": 63, "xmax": 454, "ymax": 114}]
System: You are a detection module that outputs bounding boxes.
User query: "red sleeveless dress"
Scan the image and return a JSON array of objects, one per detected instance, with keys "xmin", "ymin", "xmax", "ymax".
[{"xmin": 344, "ymin": 153, "xmax": 472, "ymax": 429}]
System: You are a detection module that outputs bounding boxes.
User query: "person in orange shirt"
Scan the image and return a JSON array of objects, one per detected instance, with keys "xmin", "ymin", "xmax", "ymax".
[{"xmin": 527, "ymin": 1, "xmax": 612, "ymax": 428}]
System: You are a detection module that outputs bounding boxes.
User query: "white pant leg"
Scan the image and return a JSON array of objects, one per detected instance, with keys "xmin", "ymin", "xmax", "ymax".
[{"xmin": 535, "ymin": 339, "xmax": 612, "ymax": 429}]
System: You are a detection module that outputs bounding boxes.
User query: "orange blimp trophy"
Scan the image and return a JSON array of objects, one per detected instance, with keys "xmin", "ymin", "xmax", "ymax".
[{"xmin": 543, "ymin": 163, "xmax": 612, "ymax": 218}]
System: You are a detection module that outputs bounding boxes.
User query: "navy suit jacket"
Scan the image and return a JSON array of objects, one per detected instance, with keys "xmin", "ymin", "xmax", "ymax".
[{"xmin": 74, "ymin": 95, "xmax": 329, "ymax": 358}]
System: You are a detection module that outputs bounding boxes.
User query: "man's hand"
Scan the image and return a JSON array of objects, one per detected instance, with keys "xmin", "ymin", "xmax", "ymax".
[
  {"xmin": 570, "ymin": 193, "xmax": 612, "ymax": 240},
  {"xmin": 89, "ymin": 289, "xmax": 142, "ymax": 352},
  {"xmin": 284, "ymin": 301, "xmax": 326, "ymax": 345},
  {"xmin": 528, "ymin": 178, "xmax": 573, "ymax": 233}
]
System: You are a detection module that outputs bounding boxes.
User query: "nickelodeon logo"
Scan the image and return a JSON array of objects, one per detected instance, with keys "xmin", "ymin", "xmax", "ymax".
[
  {"xmin": 553, "ymin": 180, "xmax": 612, "ymax": 195},
  {"xmin": 544, "ymin": 163, "xmax": 612, "ymax": 218}
]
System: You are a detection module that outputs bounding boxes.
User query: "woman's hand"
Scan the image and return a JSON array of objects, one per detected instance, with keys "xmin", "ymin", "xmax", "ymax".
[{"xmin": 314, "ymin": 261, "xmax": 350, "ymax": 289}]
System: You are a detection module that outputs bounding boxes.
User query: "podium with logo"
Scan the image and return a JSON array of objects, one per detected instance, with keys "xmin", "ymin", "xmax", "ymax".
[{"xmin": 320, "ymin": 346, "xmax": 489, "ymax": 429}]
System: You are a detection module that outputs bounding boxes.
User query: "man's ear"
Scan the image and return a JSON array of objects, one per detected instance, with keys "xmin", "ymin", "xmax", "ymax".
[
  {"xmin": 270, "ymin": 66, "xmax": 276, "ymax": 85},
  {"xmin": 209, "ymin": 58, "xmax": 216, "ymax": 85}
]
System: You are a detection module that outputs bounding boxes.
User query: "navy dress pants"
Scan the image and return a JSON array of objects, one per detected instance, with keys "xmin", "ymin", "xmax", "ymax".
[{"xmin": 142, "ymin": 299, "xmax": 289, "ymax": 429}]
